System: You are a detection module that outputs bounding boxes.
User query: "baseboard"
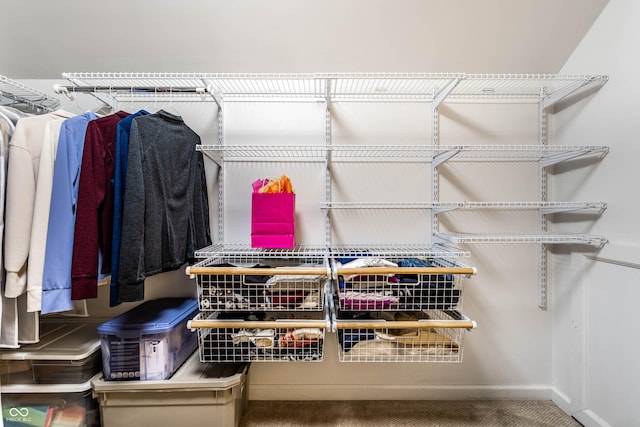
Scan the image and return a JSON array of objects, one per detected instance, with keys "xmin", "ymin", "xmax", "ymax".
[
  {"xmin": 550, "ymin": 387, "xmax": 611, "ymax": 427},
  {"xmin": 550, "ymin": 387, "xmax": 572, "ymax": 415},
  {"xmin": 572, "ymin": 409, "xmax": 612, "ymax": 427},
  {"xmin": 247, "ymin": 384, "xmax": 553, "ymax": 401}
]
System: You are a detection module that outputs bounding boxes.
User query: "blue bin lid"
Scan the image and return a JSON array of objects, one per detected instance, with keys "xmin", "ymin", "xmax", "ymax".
[{"xmin": 97, "ymin": 298, "xmax": 199, "ymax": 336}]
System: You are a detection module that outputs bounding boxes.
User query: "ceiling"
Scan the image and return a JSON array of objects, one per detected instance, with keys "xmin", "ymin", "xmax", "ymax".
[{"xmin": 1, "ymin": 0, "xmax": 608, "ymax": 79}]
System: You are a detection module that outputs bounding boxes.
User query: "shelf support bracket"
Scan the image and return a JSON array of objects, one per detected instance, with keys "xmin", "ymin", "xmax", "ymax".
[
  {"xmin": 432, "ymin": 77, "xmax": 462, "ymax": 109},
  {"xmin": 433, "ymin": 202, "xmax": 464, "ymax": 214},
  {"xmin": 541, "ymin": 76, "xmax": 606, "ymax": 110},
  {"xmin": 205, "ymin": 85, "xmax": 223, "ymax": 110},
  {"xmin": 324, "ymin": 78, "xmax": 332, "ymax": 112},
  {"xmin": 540, "ymin": 148, "xmax": 591, "ymax": 168},
  {"xmin": 433, "ymin": 147, "xmax": 462, "ymax": 168}
]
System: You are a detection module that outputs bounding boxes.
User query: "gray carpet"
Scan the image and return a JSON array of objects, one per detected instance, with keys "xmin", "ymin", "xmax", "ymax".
[{"xmin": 240, "ymin": 400, "xmax": 582, "ymax": 427}]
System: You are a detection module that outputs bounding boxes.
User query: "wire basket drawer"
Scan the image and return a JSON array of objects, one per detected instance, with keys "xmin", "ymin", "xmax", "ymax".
[
  {"xmin": 188, "ymin": 256, "xmax": 329, "ymax": 313},
  {"xmin": 334, "ymin": 257, "xmax": 474, "ymax": 312},
  {"xmin": 189, "ymin": 311, "xmax": 329, "ymax": 363},
  {"xmin": 334, "ymin": 310, "xmax": 475, "ymax": 363}
]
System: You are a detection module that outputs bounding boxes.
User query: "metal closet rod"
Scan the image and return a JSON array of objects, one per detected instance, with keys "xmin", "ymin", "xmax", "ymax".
[{"xmin": 53, "ymin": 84, "xmax": 209, "ymax": 100}]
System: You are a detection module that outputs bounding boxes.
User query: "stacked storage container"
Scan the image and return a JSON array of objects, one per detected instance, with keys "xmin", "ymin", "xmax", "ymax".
[
  {"xmin": 96, "ymin": 298, "xmax": 199, "ymax": 381},
  {"xmin": 0, "ymin": 319, "xmax": 103, "ymax": 427},
  {"xmin": 92, "ymin": 353, "xmax": 248, "ymax": 427},
  {"xmin": 93, "ymin": 298, "xmax": 250, "ymax": 427}
]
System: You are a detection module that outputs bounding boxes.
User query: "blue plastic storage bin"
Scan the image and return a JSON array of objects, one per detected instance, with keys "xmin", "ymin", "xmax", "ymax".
[{"xmin": 97, "ymin": 298, "xmax": 199, "ymax": 381}]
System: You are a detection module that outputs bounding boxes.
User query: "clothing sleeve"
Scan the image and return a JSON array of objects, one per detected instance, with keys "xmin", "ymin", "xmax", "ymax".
[
  {"xmin": 40, "ymin": 123, "xmax": 77, "ymax": 314},
  {"xmin": 117, "ymin": 119, "xmax": 146, "ymax": 302},
  {"xmin": 109, "ymin": 123, "xmax": 127, "ymax": 306},
  {"xmin": 0, "ymin": 131, "xmax": 7, "ymax": 276},
  {"xmin": 70, "ymin": 121, "xmax": 103, "ymax": 300},
  {"xmin": 26, "ymin": 120, "xmax": 61, "ymax": 311},
  {"xmin": 192, "ymin": 148, "xmax": 212, "ymax": 254},
  {"xmin": 4, "ymin": 122, "xmax": 34, "ymax": 297},
  {"xmin": 41, "ymin": 114, "xmax": 97, "ymax": 315}
]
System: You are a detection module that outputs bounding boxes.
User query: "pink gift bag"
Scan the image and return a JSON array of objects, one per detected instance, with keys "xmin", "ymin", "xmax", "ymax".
[{"xmin": 251, "ymin": 192, "xmax": 295, "ymax": 248}]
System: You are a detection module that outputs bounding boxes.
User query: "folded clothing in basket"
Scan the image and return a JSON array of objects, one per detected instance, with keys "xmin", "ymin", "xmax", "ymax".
[
  {"xmin": 266, "ymin": 274, "xmax": 325, "ymax": 290},
  {"xmin": 392, "ymin": 287, "xmax": 461, "ymax": 310},
  {"xmin": 335, "ymin": 256, "xmax": 461, "ymax": 310},
  {"xmin": 337, "ymin": 257, "xmax": 455, "ymax": 289},
  {"xmin": 339, "ymin": 286, "xmax": 459, "ymax": 310},
  {"xmin": 396, "ymin": 258, "xmax": 454, "ymax": 285},
  {"xmin": 204, "ymin": 328, "xmax": 323, "ymax": 361},
  {"xmin": 342, "ymin": 338, "xmax": 458, "ymax": 358},
  {"xmin": 278, "ymin": 328, "xmax": 323, "ymax": 347},
  {"xmin": 338, "ymin": 311, "xmax": 459, "ymax": 357},
  {"xmin": 200, "ymin": 266, "xmax": 324, "ymax": 310},
  {"xmin": 339, "ymin": 291, "xmax": 400, "ymax": 310},
  {"xmin": 204, "ymin": 263, "xmax": 274, "ymax": 287},
  {"xmin": 231, "ymin": 329, "xmax": 275, "ymax": 347}
]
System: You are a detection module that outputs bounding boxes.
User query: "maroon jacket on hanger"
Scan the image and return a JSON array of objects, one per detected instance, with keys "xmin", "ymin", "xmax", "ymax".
[{"xmin": 71, "ymin": 110, "xmax": 130, "ymax": 300}]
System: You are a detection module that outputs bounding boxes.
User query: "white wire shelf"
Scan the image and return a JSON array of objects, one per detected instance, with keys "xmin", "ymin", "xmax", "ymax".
[
  {"xmin": 329, "ymin": 145, "xmax": 458, "ymax": 162},
  {"xmin": 196, "ymin": 144, "xmax": 608, "ymax": 166},
  {"xmin": 434, "ymin": 232, "xmax": 608, "ymax": 247},
  {"xmin": 323, "ymin": 73, "xmax": 463, "ymax": 101},
  {"xmin": 328, "ymin": 144, "xmax": 609, "ymax": 163},
  {"xmin": 322, "ymin": 201, "xmax": 606, "ymax": 214},
  {"xmin": 328, "ymin": 244, "xmax": 470, "ymax": 259},
  {"xmin": 321, "ymin": 202, "xmax": 464, "ymax": 211},
  {"xmin": 206, "ymin": 73, "xmax": 325, "ymax": 98},
  {"xmin": 460, "ymin": 201, "xmax": 607, "ymax": 214},
  {"xmin": 453, "ymin": 201, "xmax": 607, "ymax": 214},
  {"xmin": 59, "ymin": 72, "xmax": 607, "ymax": 105},
  {"xmin": 194, "ymin": 243, "xmax": 330, "ymax": 259},
  {"xmin": 196, "ymin": 144, "xmax": 328, "ymax": 165},
  {"xmin": 194, "ymin": 243, "xmax": 470, "ymax": 260},
  {"xmin": 1, "ymin": 74, "xmax": 61, "ymax": 113},
  {"xmin": 450, "ymin": 144, "xmax": 609, "ymax": 167},
  {"xmin": 449, "ymin": 73, "xmax": 607, "ymax": 103}
]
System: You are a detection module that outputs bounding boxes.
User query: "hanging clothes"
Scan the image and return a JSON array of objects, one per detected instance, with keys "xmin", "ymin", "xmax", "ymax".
[
  {"xmin": 0, "ymin": 110, "xmax": 18, "ymax": 348},
  {"xmin": 71, "ymin": 111, "xmax": 130, "ymax": 301},
  {"xmin": 4, "ymin": 110, "xmax": 74, "ymax": 299},
  {"xmin": 26, "ymin": 118, "xmax": 67, "ymax": 312},
  {"xmin": 0, "ymin": 105, "xmax": 22, "ymax": 131},
  {"xmin": 41, "ymin": 112, "xmax": 99, "ymax": 314},
  {"xmin": 109, "ymin": 109, "xmax": 149, "ymax": 306},
  {"xmin": 117, "ymin": 110, "xmax": 211, "ymax": 303},
  {"xmin": 3, "ymin": 110, "xmax": 74, "ymax": 345}
]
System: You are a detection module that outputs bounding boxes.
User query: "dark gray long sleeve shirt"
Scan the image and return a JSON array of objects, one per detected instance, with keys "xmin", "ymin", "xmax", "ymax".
[{"xmin": 117, "ymin": 110, "xmax": 211, "ymax": 302}]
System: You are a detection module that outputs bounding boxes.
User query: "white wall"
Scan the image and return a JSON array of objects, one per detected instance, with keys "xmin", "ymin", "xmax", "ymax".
[
  {"xmin": 0, "ymin": 0, "xmax": 608, "ymax": 78},
  {"xmin": 552, "ymin": 0, "xmax": 640, "ymax": 425}
]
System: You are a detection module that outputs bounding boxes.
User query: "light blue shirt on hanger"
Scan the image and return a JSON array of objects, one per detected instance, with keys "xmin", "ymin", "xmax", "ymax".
[{"xmin": 41, "ymin": 111, "xmax": 99, "ymax": 314}]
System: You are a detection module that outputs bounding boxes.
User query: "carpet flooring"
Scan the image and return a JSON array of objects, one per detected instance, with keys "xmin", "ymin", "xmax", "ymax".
[{"xmin": 240, "ymin": 400, "xmax": 582, "ymax": 427}]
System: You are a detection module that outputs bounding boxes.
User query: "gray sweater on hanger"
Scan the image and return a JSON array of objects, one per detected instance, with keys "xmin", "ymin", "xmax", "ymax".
[{"xmin": 117, "ymin": 110, "xmax": 211, "ymax": 302}]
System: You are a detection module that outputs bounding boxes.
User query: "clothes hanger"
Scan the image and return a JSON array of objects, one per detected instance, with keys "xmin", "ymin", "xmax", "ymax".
[
  {"xmin": 91, "ymin": 88, "xmax": 115, "ymax": 116},
  {"xmin": 162, "ymin": 87, "xmax": 182, "ymax": 117},
  {"xmin": 0, "ymin": 110, "xmax": 16, "ymax": 132},
  {"xmin": 0, "ymin": 107, "xmax": 17, "ymax": 131}
]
